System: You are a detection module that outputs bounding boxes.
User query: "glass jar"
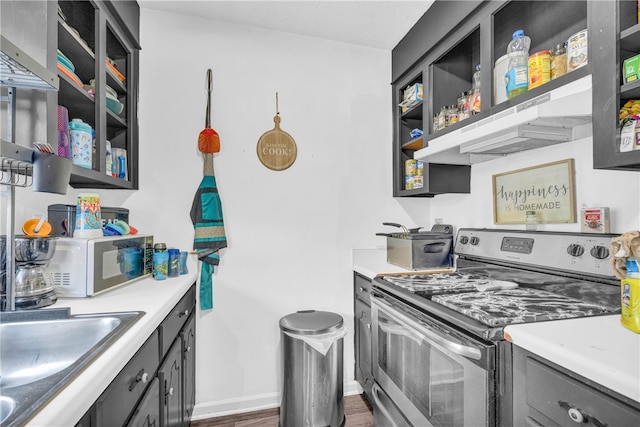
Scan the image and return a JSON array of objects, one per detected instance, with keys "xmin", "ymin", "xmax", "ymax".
[
  {"xmin": 551, "ymin": 42, "xmax": 567, "ymax": 80},
  {"xmin": 449, "ymin": 105, "xmax": 459, "ymax": 125},
  {"xmin": 457, "ymin": 92, "xmax": 469, "ymax": 121},
  {"xmin": 437, "ymin": 106, "xmax": 446, "ymax": 131},
  {"xmin": 444, "ymin": 105, "xmax": 452, "ymax": 128},
  {"xmin": 525, "ymin": 211, "xmax": 537, "ymax": 231}
]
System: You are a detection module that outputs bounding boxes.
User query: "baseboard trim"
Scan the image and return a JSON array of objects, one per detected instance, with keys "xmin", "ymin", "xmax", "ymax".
[{"xmin": 191, "ymin": 380, "xmax": 363, "ymax": 421}]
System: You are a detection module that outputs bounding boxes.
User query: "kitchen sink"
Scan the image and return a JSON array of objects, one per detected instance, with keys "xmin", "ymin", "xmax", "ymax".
[{"xmin": 0, "ymin": 308, "xmax": 144, "ymax": 426}]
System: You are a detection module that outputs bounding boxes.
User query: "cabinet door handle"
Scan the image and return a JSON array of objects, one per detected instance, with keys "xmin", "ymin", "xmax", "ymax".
[
  {"xmin": 558, "ymin": 401, "xmax": 607, "ymax": 427},
  {"xmin": 179, "ymin": 309, "xmax": 189, "ymax": 317},
  {"xmin": 186, "ymin": 345, "xmax": 192, "ymax": 353},
  {"xmin": 359, "ymin": 287, "xmax": 365, "ymax": 292},
  {"xmin": 129, "ymin": 370, "xmax": 149, "ymax": 391},
  {"xmin": 168, "ymin": 387, "xmax": 174, "ymax": 396}
]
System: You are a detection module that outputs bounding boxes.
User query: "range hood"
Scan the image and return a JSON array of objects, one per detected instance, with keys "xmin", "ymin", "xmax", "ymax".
[{"xmin": 414, "ymin": 74, "xmax": 592, "ymax": 164}]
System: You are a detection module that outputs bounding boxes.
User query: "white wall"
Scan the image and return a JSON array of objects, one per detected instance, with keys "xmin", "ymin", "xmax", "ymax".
[
  {"xmin": 8, "ymin": 3, "xmax": 640, "ymax": 422},
  {"xmin": 136, "ymin": 7, "xmax": 426, "ymax": 417},
  {"xmin": 428, "ymin": 137, "xmax": 640, "ymax": 232}
]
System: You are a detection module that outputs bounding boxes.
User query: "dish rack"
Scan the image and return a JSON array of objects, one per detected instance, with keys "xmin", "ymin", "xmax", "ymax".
[{"xmin": 1, "ymin": 34, "xmax": 60, "ymax": 311}]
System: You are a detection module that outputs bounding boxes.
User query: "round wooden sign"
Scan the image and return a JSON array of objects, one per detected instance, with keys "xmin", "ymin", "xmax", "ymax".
[{"xmin": 257, "ymin": 114, "xmax": 297, "ymax": 171}]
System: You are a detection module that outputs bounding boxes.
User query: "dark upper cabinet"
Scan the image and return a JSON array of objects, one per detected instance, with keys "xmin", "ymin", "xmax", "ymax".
[
  {"xmin": 391, "ymin": 0, "xmax": 599, "ymax": 196},
  {"xmin": 104, "ymin": 0, "xmax": 141, "ymax": 49},
  {"xmin": 592, "ymin": 0, "xmax": 640, "ymax": 171},
  {"xmin": 56, "ymin": 0, "xmax": 140, "ymax": 189}
]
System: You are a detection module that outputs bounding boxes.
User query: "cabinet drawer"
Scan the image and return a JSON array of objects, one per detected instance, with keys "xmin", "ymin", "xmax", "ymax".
[
  {"xmin": 159, "ymin": 285, "xmax": 196, "ymax": 357},
  {"xmin": 525, "ymin": 357, "xmax": 640, "ymax": 427},
  {"xmin": 95, "ymin": 330, "xmax": 160, "ymax": 426},
  {"xmin": 354, "ymin": 273, "xmax": 372, "ymax": 303}
]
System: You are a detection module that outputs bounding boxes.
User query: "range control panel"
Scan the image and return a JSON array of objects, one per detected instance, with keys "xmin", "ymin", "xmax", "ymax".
[
  {"xmin": 455, "ymin": 228, "xmax": 616, "ymax": 278},
  {"xmin": 500, "ymin": 237, "xmax": 535, "ymax": 254}
]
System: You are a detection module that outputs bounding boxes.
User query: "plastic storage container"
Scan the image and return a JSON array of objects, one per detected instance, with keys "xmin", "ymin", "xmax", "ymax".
[
  {"xmin": 69, "ymin": 118, "xmax": 93, "ymax": 169},
  {"xmin": 279, "ymin": 310, "xmax": 347, "ymax": 427},
  {"xmin": 48, "ymin": 204, "xmax": 129, "ymax": 237},
  {"xmin": 168, "ymin": 248, "xmax": 180, "ymax": 277},
  {"xmin": 73, "ymin": 193, "xmax": 103, "ymax": 238},
  {"xmin": 506, "ymin": 30, "xmax": 531, "ymax": 99}
]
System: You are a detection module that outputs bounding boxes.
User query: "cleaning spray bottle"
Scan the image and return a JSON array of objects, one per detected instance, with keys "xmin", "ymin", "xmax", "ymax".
[{"xmin": 621, "ymin": 256, "xmax": 640, "ymax": 333}]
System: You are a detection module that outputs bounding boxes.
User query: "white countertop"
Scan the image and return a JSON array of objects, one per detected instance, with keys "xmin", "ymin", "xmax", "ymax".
[
  {"xmin": 505, "ymin": 315, "xmax": 640, "ymax": 403},
  {"xmin": 352, "ymin": 247, "xmax": 452, "ymax": 279},
  {"xmin": 24, "ymin": 268, "xmax": 198, "ymax": 426},
  {"xmin": 352, "ymin": 248, "xmax": 412, "ymax": 278}
]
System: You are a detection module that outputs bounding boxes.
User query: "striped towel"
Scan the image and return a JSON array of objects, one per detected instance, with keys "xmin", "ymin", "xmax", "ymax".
[{"xmin": 191, "ymin": 154, "xmax": 227, "ymax": 310}]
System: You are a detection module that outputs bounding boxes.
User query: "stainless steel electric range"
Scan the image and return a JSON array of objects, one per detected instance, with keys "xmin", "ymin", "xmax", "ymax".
[{"xmin": 370, "ymin": 228, "xmax": 620, "ymax": 427}]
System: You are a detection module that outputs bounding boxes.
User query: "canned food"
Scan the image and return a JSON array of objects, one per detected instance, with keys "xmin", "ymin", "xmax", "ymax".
[
  {"xmin": 567, "ymin": 30, "xmax": 588, "ymax": 72},
  {"xmin": 528, "ymin": 50, "xmax": 551, "ymax": 89}
]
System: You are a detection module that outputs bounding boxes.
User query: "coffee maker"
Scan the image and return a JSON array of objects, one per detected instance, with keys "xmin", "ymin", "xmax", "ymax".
[{"xmin": 1, "ymin": 235, "xmax": 58, "ymax": 310}]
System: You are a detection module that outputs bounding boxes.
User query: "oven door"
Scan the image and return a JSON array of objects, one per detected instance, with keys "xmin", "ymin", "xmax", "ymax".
[{"xmin": 371, "ymin": 292, "xmax": 495, "ymax": 427}]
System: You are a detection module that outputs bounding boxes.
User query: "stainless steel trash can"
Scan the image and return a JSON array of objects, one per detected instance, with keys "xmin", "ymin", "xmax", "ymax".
[{"xmin": 279, "ymin": 310, "xmax": 345, "ymax": 427}]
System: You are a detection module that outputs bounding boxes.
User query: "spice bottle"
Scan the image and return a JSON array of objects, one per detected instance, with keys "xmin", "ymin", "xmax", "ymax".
[{"xmin": 551, "ymin": 42, "xmax": 567, "ymax": 80}]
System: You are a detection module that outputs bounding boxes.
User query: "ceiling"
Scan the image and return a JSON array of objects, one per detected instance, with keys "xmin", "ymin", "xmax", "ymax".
[{"xmin": 138, "ymin": 0, "xmax": 435, "ymax": 50}]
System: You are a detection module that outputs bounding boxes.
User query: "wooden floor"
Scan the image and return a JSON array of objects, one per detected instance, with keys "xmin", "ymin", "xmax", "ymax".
[{"xmin": 190, "ymin": 393, "xmax": 374, "ymax": 427}]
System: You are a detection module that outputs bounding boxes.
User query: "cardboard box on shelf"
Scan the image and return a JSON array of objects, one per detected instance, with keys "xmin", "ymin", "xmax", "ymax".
[
  {"xmin": 581, "ymin": 207, "xmax": 610, "ymax": 233},
  {"xmin": 624, "ymin": 54, "xmax": 640, "ymax": 83}
]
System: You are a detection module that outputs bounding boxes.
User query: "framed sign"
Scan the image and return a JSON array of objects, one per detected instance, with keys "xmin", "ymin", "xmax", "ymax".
[{"xmin": 492, "ymin": 159, "xmax": 576, "ymax": 224}]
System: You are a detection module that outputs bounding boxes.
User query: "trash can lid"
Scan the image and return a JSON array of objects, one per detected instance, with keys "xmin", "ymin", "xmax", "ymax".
[{"xmin": 279, "ymin": 310, "xmax": 344, "ymax": 335}]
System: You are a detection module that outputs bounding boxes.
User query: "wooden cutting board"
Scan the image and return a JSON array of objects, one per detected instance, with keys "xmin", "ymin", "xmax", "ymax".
[{"xmin": 257, "ymin": 93, "xmax": 297, "ymax": 171}]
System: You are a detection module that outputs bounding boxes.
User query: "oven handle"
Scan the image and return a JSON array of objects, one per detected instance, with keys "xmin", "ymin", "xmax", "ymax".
[
  {"xmin": 371, "ymin": 383, "xmax": 401, "ymax": 427},
  {"xmin": 372, "ymin": 295, "xmax": 482, "ymax": 361}
]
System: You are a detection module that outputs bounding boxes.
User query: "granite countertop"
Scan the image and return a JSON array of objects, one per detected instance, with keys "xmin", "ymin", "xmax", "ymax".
[{"xmin": 24, "ymin": 265, "xmax": 198, "ymax": 426}]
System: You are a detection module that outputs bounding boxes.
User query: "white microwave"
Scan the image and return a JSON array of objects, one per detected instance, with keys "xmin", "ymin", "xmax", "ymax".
[{"xmin": 49, "ymin": 234, "xmax": 154, "ymax": 297}]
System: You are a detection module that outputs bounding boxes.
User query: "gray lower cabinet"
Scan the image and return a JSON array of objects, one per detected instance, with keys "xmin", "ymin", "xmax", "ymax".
[
  {"xmin": 160, "ymin": 339, "xmax": 183, "ymax": 427},
  {"xmin": 512, "ymin": 345, "xmax": 640, "ymax": 426},
  {"xmin": 95, "ymin": 330, "xmax": 161, "ymax": 426},
  {"xmin": 127, "ymin": 378, "xmax": 161, "ymax": 427},
  {"xmin": 353, "ymin": 273, "xmax": 373, "ymax": 400},
  {"xmin": 181, "ymin": 314, "xmax": 196, "ymax": 422},
  {"xmin": 79, "ymin": 284, "xmax": 196, "ymax": 427}
]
